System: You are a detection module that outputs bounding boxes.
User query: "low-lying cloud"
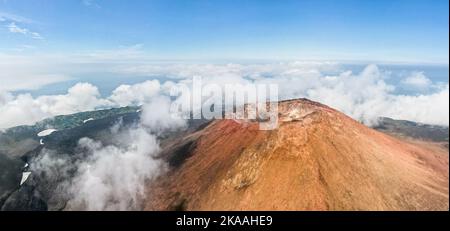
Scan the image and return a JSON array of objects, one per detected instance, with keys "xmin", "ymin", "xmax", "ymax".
[
  {"xmin": 31, "ymin": 127, "xmax": 164, "ymax": 211},
  {"xmin": 0, "ymin": 83, "xmax": 110, "ymax": 128},
  {"xmin": 66, "ymin": 128, "xmax": 162, "ymax": 211},
  {"xmin": 1, "ymin": 62, "xmax": 449, "ymax": 129},
  {"xmin": 31, "ymin": 97, "xmax": 186, "ymax": 210}
]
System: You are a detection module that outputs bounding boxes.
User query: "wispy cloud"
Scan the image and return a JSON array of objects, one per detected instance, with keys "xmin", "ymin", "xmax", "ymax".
[
  {"xmin": 1, "ymin": 11, "xmax": 43, "ymax": 40},
  {"xmin": 7, "ymin": 22, "xmax": 27, "ymax": 34},
  {"xmin": 82, "ymin": 0, "xmax": 100, "ymax": 8},
  {"xmin": 6, "ymin": 22, "xmax": 44, "ymax": 40},
  {"xmin": 0, "ymin": 12, "xmax": 34, "ymax": 24}
]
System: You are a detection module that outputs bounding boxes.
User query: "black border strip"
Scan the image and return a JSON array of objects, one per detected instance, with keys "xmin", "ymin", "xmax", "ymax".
[{"xmin": 1, "ymin": 211, "xmax": 448, "ymax": 230}]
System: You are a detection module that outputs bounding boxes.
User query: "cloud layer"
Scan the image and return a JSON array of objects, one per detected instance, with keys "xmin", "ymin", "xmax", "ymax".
[{"xmin": 1, "ymin": 62, "xmax": 449, "ymax": 129}]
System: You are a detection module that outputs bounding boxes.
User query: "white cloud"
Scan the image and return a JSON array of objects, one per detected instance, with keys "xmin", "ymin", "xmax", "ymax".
[
  {"xmin": 66, "ymin": 127, "xmax": 162, "ymax": 210},
  {"xmin": 141, "ymin": 96, "xmax": 187, "ymax": 134},
  {"xmin": 0, "ymin": 61, "xmax": 448, "ymax": 128},
  {"xmin": 108, "ymin": 80, "xmax": 161, "ymax": 107},
  {"xmin": 0, "ymin": 90, "xmax": 13, "ymax": 105},
  {"xmin": 30, "ymin": 99, "xmax": 186, "ymax": 210},
  {"xmin": 401, "ymin": 71, "xmax": 432, "ymax": 90},
  {"xmin": 383, "ymin": 86, "xmax": 449, "ymax": 126},
  {"xmin": 0, "ymin": 12, "xmax": 34, "ymax": 24},
  {"xmin": 30, "ymin": 31, "xmax": 43, "ymax": 40},
  {"xmin": 7, "ymin": 22, "xmax": 27, "ymax": 34},
  {"xmin": 30, "ymin": 122, "xmax": 171, "ymax": 210},
  {"xmin": 6, "ymin": 22, "xmax": 44, "ymax": 40},
  {"xmin": 36, "ymin": 82, "xmax": 111, "ymax": 115},
  {"xmin": 82, "ymin": 0, "xmax": 100, "ymax": 8},
  {"xmin": 131, "ymin": 62, "xmax": 446, "ymax": 126},
  {"xmin": 0, "ymin": 80, "xmax": 176, "ymax": 129},
  {"xmin": 0, "ymin": 83, "xmax": 110, "ymax": 128},
  {"xmin": 249, "ymin": 64, "xmax": 448, "ymax": 126}
]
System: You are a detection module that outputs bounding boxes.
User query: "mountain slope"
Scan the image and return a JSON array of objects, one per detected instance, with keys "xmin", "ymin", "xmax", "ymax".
[{"xmin": 146, "ymin": 99, "xmax": 449, "ymax": 211}]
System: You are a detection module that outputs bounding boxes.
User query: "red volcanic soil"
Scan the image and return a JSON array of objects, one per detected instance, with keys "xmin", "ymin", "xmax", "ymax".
[{"xmin": 145, "ymin": 99, "xmax": 449, "ymax": 211}]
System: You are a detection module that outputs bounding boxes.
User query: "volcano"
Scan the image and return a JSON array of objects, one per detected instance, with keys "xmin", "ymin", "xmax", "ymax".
[{"xmin": 145, "ymin": 99, "xmax": 448, "ymax": 211}]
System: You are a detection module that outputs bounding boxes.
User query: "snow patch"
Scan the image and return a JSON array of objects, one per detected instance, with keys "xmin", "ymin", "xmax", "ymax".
[
  {"xmin": 37, "ymin": 129, "xmax": 57, "ymax": 137},
  {"xmin": 20, "ymin": 172, "xmax": 31, "ymax": 186},
  {"xmin": 83, "ymin": 118, "xmax": 94, "ymax": 123}
]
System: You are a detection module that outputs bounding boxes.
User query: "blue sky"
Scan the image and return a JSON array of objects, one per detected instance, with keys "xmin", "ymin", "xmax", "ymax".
[{"xmin": 0, "ymin": 0, "xmax": 449, "ymax": 62}]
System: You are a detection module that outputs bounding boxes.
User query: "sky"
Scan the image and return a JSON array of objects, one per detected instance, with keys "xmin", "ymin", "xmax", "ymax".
[{"xmin": 0, "ymin": 0, "xmax": 449, "ymax": 62}]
